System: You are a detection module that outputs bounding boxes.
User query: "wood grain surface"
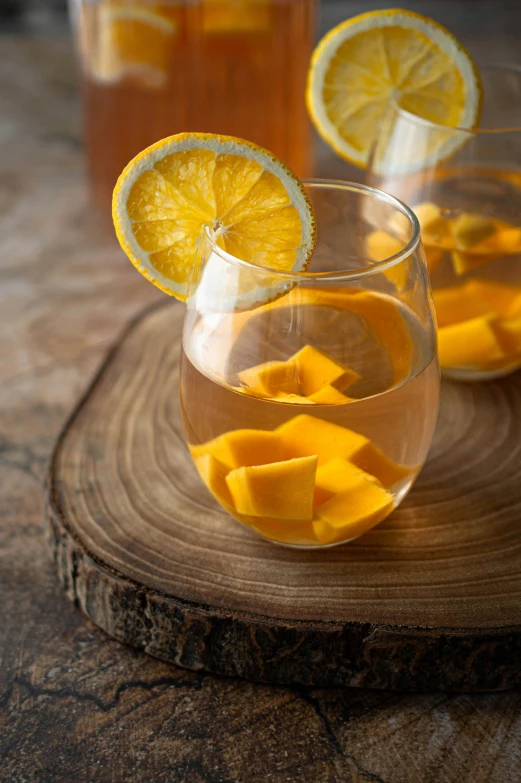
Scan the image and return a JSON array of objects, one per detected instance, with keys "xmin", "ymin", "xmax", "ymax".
[
  {"xmin": 3, "ymin": 21, "xmax": 521, "ymax": 783},
  {"xmin": 46, "ymin": 301, "xmax": 521, "ymax": 692}
]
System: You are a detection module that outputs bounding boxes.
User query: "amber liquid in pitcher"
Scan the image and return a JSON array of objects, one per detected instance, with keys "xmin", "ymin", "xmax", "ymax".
[{"xmin": 79, "ymin": 0, "xmax": 315, "ymax": 217}]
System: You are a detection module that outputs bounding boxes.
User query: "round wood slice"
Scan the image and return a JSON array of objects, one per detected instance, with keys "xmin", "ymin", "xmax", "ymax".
[{"xmin": 45, "ymin": 301, "xmax": 521, "ymax": 692}]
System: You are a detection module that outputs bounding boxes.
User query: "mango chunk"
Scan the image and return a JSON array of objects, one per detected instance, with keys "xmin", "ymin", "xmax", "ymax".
[
  {"xmin": 308, "ymin": 386, "xmax": 352, "ymax": 404},
  {"xmin": 434, "ymin": 280, "xmax": 521, "ymax": 328},
  {"xmin": 482, "ymin": 226, "xmax": 521, "ymax": 254},
  {"xmin": 414, "ymin": 202, "xmax": 451, "ymax": 240},
  {"xmin": 433, "ymin": 284, "xmax": 495, "ymax": 328},
  {"xmin": 226, "ymin": 456, "xmax": 317, "ymax": 520},
  {"xmin": 438, "ymin": 316, "xmax": 506, "ymax": 368},
  {"xmin": 238, "ymin": 360, "xmax": 299, "ymax": 397},
  {"xmin": 491, "ymin": 315, "xmax": 521, "ymax": 357},
  {"xmin": 313, "ymin": 483, "xmax": 394, "ymax": 544},
  {"xmin": 366, "ymin": 230, "xmax": 403, "ymax": 262},
  {"xmin": 451, "ymin": 250, "xmax": 496, "ymax": 275},
  {"xmin": 190, "ymin": 429, "xmax": 283, "ymax": 469},
  {"xmin": 289, "ymin": 345, "xmax": 359, "ymax": 396},
  {"xmin": 315, "ymin": 458, "xmax": 381, "ymax": 493},
  {"xmin": 276, "ymin": 414, "xmax": 409, "ymax": 487},
  {"xmin": 351, "ymin": 443, "xmax": 411, "ymax": 488},
  {"xmin": 464, "ymin": 279, "xmax": 521, "ymax": 318},
  {"xmin": 277, "ymin": 414, "xmax": 369, "ymax": 466},
  {"xmin": 194, "ymin": 454, "xmax": 234, "ymax": 509},
  {"xmin": 452, "ymin": 213, "xmax": 496, "ymax": 250}
]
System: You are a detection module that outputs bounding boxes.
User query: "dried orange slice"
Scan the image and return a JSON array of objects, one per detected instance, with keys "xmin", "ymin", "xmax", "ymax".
[
  {"xmin": 112, "ymin": 132, "xmax": 316, "ymax": 303},
  {"xmin": 306, "ymin": 9, "xmax": 481, "ymax": 169}
]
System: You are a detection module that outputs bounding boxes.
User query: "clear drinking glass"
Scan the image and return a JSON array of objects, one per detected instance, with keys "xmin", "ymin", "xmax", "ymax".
[
  {"xmin": 70, "ymin": 0, "xmax": 315, "ymax": 219},
  {"xmin": 180, "ymin": 181, "xmax": 439, "ymax": 548},
  {"xmin": 368, "ymin": 64, "xmax": 521, "ymax": 381}
]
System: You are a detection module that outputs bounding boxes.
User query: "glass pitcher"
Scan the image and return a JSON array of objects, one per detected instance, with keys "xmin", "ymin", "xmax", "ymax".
[{"xmin": 70, "ymin": 0, "xmax": 316, "ymax": 219}]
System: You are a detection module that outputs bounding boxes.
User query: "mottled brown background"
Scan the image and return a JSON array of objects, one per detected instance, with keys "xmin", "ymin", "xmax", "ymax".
[{"xmin": 2, "ymin": 2, "xmax": 521, "ymax": 782}]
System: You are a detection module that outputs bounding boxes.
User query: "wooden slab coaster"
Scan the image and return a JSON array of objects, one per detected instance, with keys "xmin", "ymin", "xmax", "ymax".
[{"xmin": 45, "ymin": 302, "xmax": 521, "ymax": 691}]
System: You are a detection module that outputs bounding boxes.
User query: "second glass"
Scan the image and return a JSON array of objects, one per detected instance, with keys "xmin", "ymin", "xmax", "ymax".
[
  {"xmin": 180, "ymin": 181, "xmax": 439, "ymax": 548},
  {"xmin": 369, "ymin": 65, "xmax": 521, "ymax": 381}
]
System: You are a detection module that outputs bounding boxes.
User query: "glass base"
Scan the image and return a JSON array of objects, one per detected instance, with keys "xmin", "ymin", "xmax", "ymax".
[
  {"xmin": 260, "ymin": 535, "xmax": 358, "ymax": 550},
  {"xmin": 442, "ymin": 364, "xmax": 521, "ymax": 382}
]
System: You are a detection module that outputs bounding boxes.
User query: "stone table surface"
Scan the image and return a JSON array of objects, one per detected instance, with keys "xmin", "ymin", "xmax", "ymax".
[{"xmin": 1, "ymin": 19, "xmax": 521, "ymax": 783}]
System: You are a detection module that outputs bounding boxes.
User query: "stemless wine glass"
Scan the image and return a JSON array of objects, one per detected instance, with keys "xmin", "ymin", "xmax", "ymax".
[
  {"xmin": 180, "ymin": 181, "xmax": 439, "ymax": 548},
  {"xmin": 368, "ymin": 64, "xmax": 521, "ymax": 381}
]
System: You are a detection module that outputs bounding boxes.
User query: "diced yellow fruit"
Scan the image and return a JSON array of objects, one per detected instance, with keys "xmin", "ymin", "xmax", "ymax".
[
  {"xmin": 366, "ymin": 231, "xmax": 403, "ymax": 262},
  {"xmin": 414, "ymin": 202, "xmax": 451, "ymax": 240},
  {"xmin": 437, "ymin": 316, "xmax": 506, "ymax": 368},
  {"xmin": 308, "ymin": 386, "xmax": 352, "ymax": 404},
  {"xmin": 275, "ymin": 393, "xmax": 315, "ymax": 405},
  {"xmin": 190, "ymin": 429, "xmax": 283, "ymax": 469},
  {"xmin": 464, "ymin": 279, "xmax": 521, "ymax": 318},
  {"xmin": 491, "ymin": 315, "xmax": 521, "ymax": 357},
  {"xmin": 482, "ymin": 226, "xmax": 521, "ymax": 254},
  {"xmin": 276, "ymin": 414, "xmax": 409, "ymax": 487},
  {"xmin": 451, "ymin": 250, "xmax": 496, "ymax": 275},
  {"xmin": 315, "ymin": 458, "xmax": 381, "ymax": 494},
  {"xmin": 194, "ymin": 454, "xmax": 234, "ymax": 509},
  {"xmin": 433, "ymin": 284, "xmax": 496, "ymax": 328},
  {"xmin": 225, "ymin": 456, "xmax": 318, "ymax": 520},
  {"xmin": 351, "ymin": 443, "xmax": 411, "ymax": 488},
  {"xmin": 313, "ymin": 483, "xmax": 394, "ymax": 544},
  {"xmin": 452, "ymin": 213, "xmax": 496, "ymax": 250},
  {"xmin": 424, "ymin": 245, "xmax": 444, "ymax": 274},
  {"xmin": 277, "ymin": 414, "xmax": 369, "ymax": 465},
  {"xmin": 238, "ymin": 359, "xmax": 299, "ymax": 397},
  {"xmin": 289, "ymin": 345, "xmax": 359, "ymax": 396}
]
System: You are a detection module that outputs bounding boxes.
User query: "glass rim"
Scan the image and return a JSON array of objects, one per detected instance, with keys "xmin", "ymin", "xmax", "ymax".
[
  {"xmin": 392, "ymin": 63, "xmax": 521, "ymax": 136},
  {"xmin": 202, "ymin": 179, "xmax": 421, "ymax": 282}
]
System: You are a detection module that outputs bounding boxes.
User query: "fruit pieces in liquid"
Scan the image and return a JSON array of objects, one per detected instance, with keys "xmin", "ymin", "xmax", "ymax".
[
  {"xmin": 409, "ymin": 168, "xmax": 521, "ymax": 375},
  {"xmin": 81, "ymin": 0, "xmax": 315, "ymax": 217},
  {"xmin": 180, "ymin": 298, "xmax": 439, "ymax": 545}
]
